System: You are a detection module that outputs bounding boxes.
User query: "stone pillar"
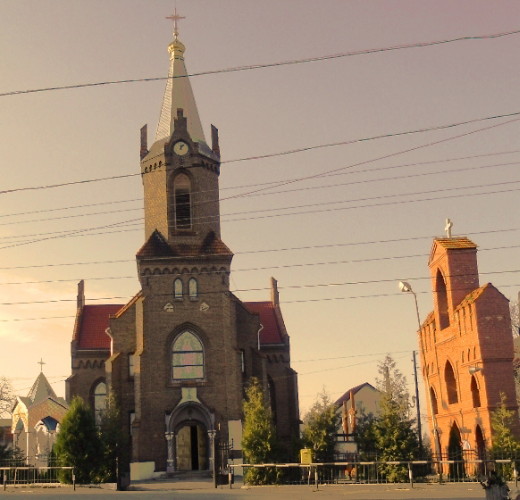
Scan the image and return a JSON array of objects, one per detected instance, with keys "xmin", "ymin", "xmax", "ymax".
[
  {"xmin": 165, "ymin": 432, "xmax": 175, "ymax": 473},
  {"xmin": 208, "ymin": 430, "xmax": 217, "ymax": 479}
]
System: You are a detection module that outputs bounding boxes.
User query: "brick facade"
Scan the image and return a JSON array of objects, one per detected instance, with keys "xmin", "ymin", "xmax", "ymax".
[
  {"xmin": 66, "ymin": 29, "xmax": 300, "ymax": 475},
  {"xmin": 419, "ymin": 236, "xmax": 518, "ymax": 458}
]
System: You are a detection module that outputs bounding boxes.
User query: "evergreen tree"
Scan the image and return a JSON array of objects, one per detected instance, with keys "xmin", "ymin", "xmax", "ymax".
[
  {"xmin": 301, "ymin": 390, "xmax": 338, "ymax": 462},
  {"xmin": 54, "ymin": 396, "xmax": 103, "ymax": 484},
  {"xmin": 98, "ymin": 393, "xmax": 128, "ymax": 484},
  {"xmin": 372, "ymin": 356, "xmax": 421, "ymax": 481},
  {"xmin": 241, "ymin": 378, "xmax": 278, "ymax": 484},
  {"xmin": 491, "ymin": 392, "xmax": 520, "ymax": 458}
]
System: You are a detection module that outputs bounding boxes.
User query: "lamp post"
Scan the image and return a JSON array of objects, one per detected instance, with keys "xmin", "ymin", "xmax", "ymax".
[{"xmin": 398, "ymin": 281, "xmax": 423, "ymax": 451}]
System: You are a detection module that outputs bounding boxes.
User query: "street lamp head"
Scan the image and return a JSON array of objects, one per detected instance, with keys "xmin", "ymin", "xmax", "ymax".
[
  {"xmin": 469, "ymin": 366, "xmax": 482, "ymax": 375},
  {"xmin": 399, "ymin": 281, "xmax": 413, "ymax": 293}
]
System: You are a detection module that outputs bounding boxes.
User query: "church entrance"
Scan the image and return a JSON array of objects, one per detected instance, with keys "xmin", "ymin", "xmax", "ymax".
[
  {"xmin": 448, "ymin": 423, "xmax": 464, "ymax": 480},
  {"xmin": 176, "ymin": 423, "xmax": 208, "ymax": 471}
]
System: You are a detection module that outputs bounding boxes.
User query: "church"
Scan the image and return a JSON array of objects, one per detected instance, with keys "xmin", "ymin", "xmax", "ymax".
[
  {"xmin": 418, "ymin": 226, "xmax": 518, "ymax": 462},
  {"xmin": 66, "ymin": 16, "xmax": 300, "ymax": 479}
]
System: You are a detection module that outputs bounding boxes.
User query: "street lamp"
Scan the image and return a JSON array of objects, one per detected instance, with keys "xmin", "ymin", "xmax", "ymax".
[{"xmin": 398, "ymin": 281, "xmax": 423, "ymax": 451}]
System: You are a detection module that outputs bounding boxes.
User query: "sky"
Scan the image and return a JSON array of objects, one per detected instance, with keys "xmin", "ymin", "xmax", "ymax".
[{"xmin": 1, "ymin": 1, "xmax": 520, "ymax": 420}]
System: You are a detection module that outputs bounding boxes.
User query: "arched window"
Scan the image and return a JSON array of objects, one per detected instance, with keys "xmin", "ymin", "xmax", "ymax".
[
  {"xmin": 93, "ymin": 381, "xmax": 107, "ymax": 423},
  {"xmin": 430, "ymin": 386, "xmax": 439, "ymax": 414},
  {"xmin": 174, "ymin": 278, "xmax": 183, "ymax": 299},
  {"xmin": 445, "ymin": 361, "xmax": 458, "ymax": 404},
  {"xmin": 436, "ymin": 269, "xmax": 449, "ymax": 329},
  {"xmin": 188, "ymin": 278, "xmax": 198, "ymax": 299},
  {"xmin": 471, "ymin": 375, "xmax": 481, "ymax": 408},
  {"xmin": 174, "ymin": 174, "xmax": 192, "ymax": 229},
  {"xmin": 172, "ymin": 331, "xmax": 204, "ymax": 380}
]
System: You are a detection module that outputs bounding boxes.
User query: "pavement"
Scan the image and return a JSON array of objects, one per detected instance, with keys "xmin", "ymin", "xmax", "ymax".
[{"xmin": 1, "ymin": 478, "xmax": 520, "ymax": 499}]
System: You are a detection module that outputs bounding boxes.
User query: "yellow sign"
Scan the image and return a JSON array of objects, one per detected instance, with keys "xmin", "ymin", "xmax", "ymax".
[{"xmin": 300, "ymin": 448, "xmax": 312, "ymax": 464}]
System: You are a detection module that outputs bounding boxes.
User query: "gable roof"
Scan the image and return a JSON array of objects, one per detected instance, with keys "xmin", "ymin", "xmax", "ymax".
[
  {"xmin": 26, "ymin": 372, "xmax": 57, "ymax": 405},
  {"xmin": 136, "ymin": 230, "xmax": 232, "ymax": 259},
  {"xmin": 335, "ymin": 382, "xmax": 379, "ymax": 406},
  {"xmin": 77, "ymin": 304, "xmax": 123, "ymax": 349},
  {"xmin": 244, "ymin": 301, "xmax": 285, "ymax": 345},
  {"xmin": 429, "ymin": 236, "xmax": 477, "ymax": 264}
]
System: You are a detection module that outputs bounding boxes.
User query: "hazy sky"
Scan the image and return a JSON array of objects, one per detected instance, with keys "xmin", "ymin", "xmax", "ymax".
[{"xmin": 1, "ymin": 1, "xmax": 520, "ymax": 417}]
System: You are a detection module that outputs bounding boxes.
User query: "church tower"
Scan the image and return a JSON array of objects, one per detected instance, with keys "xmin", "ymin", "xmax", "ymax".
[
  {"xmin": 418, "ymin": 227, "xmax": 518, "ymax": 464},
  {"xmin": 67, "ymin": 13, "xmax": 299, "ymax": 480}
]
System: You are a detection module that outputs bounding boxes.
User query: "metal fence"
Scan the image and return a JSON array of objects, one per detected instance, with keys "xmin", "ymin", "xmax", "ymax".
[
  {"xmin": 0, "ymin": 465, "xmax": 74, "ymax": 488},
  {"xmin": 231, "ymin": 458, "xmax": 520, "ymax": 487}
]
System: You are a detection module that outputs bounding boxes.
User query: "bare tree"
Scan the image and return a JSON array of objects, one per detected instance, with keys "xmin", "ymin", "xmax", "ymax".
[{"xmin": 0, "ymin": 377, "xmax": 14, "ymax": 418}]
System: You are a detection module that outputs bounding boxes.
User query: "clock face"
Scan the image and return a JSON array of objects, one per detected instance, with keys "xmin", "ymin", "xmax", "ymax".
[{"xmin": 173, "ymin": 141, "xmax": 189, "ymax": 156}]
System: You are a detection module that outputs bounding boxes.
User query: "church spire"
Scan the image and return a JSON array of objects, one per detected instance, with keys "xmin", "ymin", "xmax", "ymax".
[{"xmin": 155, "ymin": 10, "xmax": 207, "ymax": 145}]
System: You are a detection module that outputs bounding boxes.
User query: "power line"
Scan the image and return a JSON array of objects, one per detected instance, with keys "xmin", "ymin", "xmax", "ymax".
[
  {"xmin": 2, "ymin": 28, "xmax": 519, "ymax": 98},
  {"xmin": 2, "ymin": 111, "xmax": 520, "ymax": 196},
  {"xmin": 2, "ymin": 268, "xmax": 519, "ymax": 306},
  {"xmin": 1, "ymin": 226, "xmax": 518, "ymax": 272},
  {"xmin": 2, "ymin": 157, "xmax": 519, "ymax": 229}
]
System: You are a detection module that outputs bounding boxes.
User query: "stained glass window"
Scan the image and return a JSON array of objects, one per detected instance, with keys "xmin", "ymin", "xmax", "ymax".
[
  {"xmin": 174, "ymin": 278, "xmax": 183, "ymax": 299},
  {"xmin": 93, "ymin": 381, "xmax": 107, "ymax": 423},
  {"xmin": 188, "ymin": 278, "xmax": 198, "ymax": 299},
  {"xmin": 172, "ymin": 331, "xmax": 204, "ymax": 380}
]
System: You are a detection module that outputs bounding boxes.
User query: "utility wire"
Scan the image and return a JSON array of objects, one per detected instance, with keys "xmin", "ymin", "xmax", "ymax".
[
  {"xmin": 2, "ymin": 28, "xmax": 519, "ymax": 98},
  {"xmin": 2, "ymin": 111, "xmax": 520, "ymax": 196}
]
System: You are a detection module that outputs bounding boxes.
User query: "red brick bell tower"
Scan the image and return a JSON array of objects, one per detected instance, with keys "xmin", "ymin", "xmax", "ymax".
[{"xmin": 419, "ymin": 228, "xmax": 518, "ymax": 460}]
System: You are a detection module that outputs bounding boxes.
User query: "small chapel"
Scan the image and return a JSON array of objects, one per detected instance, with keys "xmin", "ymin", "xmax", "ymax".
[
  {"xmin": 418, "ymin": 224, "xmax": 518, "ymax": 462},
  {"xmin": 66, "ymin": 15, "xmax": 300, "ymax": 479},
  {"xmin": 11, "ymin": 369, "xmax": 68, "ymax": 466}
]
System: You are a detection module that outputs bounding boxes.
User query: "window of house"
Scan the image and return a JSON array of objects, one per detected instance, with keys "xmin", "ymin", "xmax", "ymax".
[
  {"xmin": 174, "ymin": 174, "xmax": 192, "ymax": 229},
  {"xmin": 174, "ymin": 278, "xmax": 183, "ymax": 300},
  {"xmin": 188, "ymin": 278, "xmax": 198, "ymax": 299},
  {"xmin": 172, "ymin": 331, "xmax": 204, "ymax": 380},
  {"xmin": 93, "ymin": 381, "xmax": 107, "ymax": 423},
  {"xmin": 445, "ymin": 362, "xmax": 458, "ymax": 404}
]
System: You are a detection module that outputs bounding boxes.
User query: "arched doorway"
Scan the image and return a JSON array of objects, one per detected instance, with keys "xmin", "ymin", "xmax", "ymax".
[
  {"xmin": 167, "ymin": 402, "xmax": 214, "ymax": 472},
  {"xmin": 448, "ymin": 422, "xmax": 464, "ymax": 480}
]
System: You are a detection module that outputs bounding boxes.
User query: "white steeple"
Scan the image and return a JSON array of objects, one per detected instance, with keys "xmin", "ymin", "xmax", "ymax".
[{"xmin": 155, "ymin": 10, "xmax": 207, "ymax": 145}]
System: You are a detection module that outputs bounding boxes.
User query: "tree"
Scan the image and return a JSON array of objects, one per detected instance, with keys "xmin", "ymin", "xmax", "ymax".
[
  {"xmin": 54, "ymin": 396, "xmax": 103, "ymax": 484},
  {"xmin": 490, "ymin": 392, "xmax": 520, "ymax": 480},
  {"xmin": 491, "ymin": 392, "xmax": 520, "ymax": 458},
  {"xmin": 241, "ymin": 378, "xmax": 278, "ymax": 484},
  {"xmin": 98, "ymin": 393, "xmax": 128, "ymax": 484},
  {"xmin": 301, "ymin": 390, "xmax": 338, "ymax": 462},
  {"xmin": 371, "ymin": 356, "xmax": 421, "ymax": 481},
  {"xmin": 0, "ymin": 377, "xmax": 14, "ymax": 418}
]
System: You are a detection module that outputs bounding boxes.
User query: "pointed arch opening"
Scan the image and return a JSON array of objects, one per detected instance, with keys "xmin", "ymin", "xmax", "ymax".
[
  {"xmin": 171, "ymin": 331, "xmax": 204, "ymax": 380},
  {"xmin": 436, "ymin": 269, "xmax": 449, "ymax": 329},
  {"xmin": 92, "ymin": 380, "xmax": 107, "ymax": 424},
  {"xmin": 430, "ymin": 386, "xmax": 439, "ymax": 414},
  {"xmin": 471, "ymin": 375, "xmax": 481, "ymax": 408},
  {"xmin": 174, "ymin": 174, "xmax": 192, "ymax": 230},
  {"xmin": 445, "ymin": 361, "xmax": 458, "ymax": 404}
]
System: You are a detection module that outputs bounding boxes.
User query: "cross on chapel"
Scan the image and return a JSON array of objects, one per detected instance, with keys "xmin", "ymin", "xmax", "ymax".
[{"xmin": 37, "ymin": 358, "xmax": 46, "ymax": 372}]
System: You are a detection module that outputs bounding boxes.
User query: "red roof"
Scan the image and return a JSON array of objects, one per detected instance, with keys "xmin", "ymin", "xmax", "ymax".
[
  {"xmin": 244, "ymin": 301, "xmax": 284, "ymax": 345},
  {"xmin": 77, "ymin": 305, "xmax": 123, "ymax": 349}
]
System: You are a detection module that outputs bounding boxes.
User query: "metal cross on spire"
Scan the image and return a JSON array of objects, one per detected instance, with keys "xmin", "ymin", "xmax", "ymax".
[
  {"xmin": 166, "ymin": 7, "xmax": 185, "ymax": 40},
  {"xmin": 37, "ymin": 358, "xmax": 46, "ymax": 372}
]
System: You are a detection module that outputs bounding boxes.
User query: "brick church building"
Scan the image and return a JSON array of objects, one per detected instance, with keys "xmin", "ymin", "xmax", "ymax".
[
  {"xmin": 418, "ymin": 230, "xmax": 518, "ymax": 461},
  {"xmin": 66, "ymin": 18, "xmax": 299, "ymax": 478}
]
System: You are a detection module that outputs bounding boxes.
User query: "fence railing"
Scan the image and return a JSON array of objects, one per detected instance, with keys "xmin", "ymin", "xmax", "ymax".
[
  {"xmin": 0, "ymin": 466, "xmax": 74, "ymax": 489},
  {"xmin": 230, "ymin": 458, "xmax": 520, "ymax": 487}
]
